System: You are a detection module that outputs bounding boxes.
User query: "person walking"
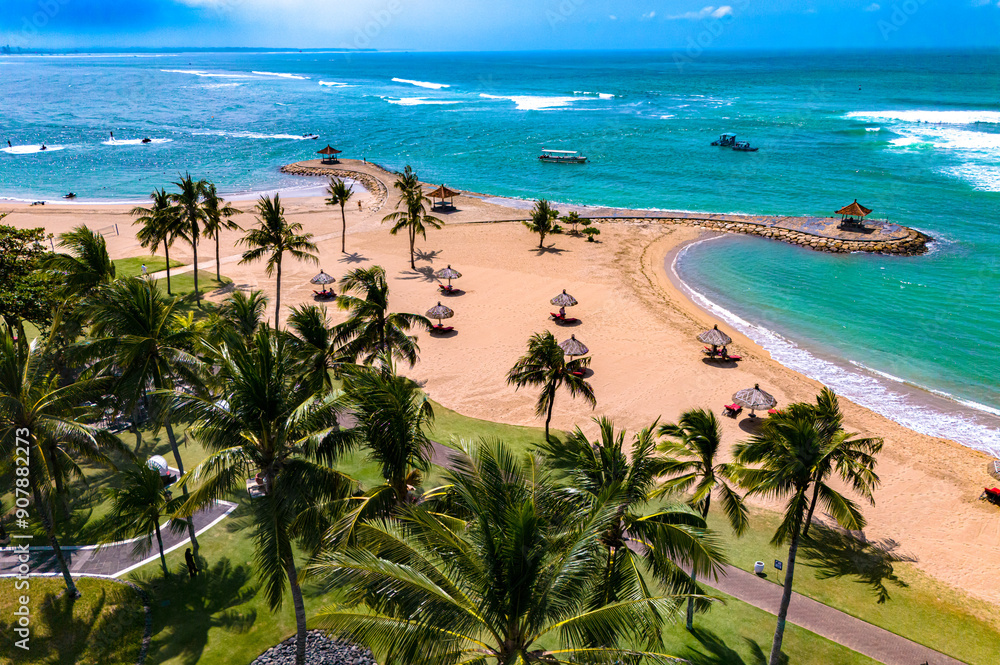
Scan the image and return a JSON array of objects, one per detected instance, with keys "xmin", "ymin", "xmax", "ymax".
[{"xmin": 184, "ymin": 547, "xmax": 199, "ymax": 578}]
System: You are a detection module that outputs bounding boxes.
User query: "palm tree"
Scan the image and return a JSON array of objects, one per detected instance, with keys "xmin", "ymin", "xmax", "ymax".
[
  {"xmin": 173, "ymin": 329, "xmax": 354, "ymax": 665},
  {"xmin": 201, "ymin": 182, "xmax": 242, "ymax": 282},
  {"xmin": 99, "ymin": 462, "xmax": 184, "ymax": 577},
  {"xmin": 561, "ymin": 210, "xmax": 582, "ymax": 235},
  {"xmin": 132, "ymin": 188, "xmax": 185, "ymax": 295},
  {"xmin": 506, "ymin": 330, "xmax": 595, "ymax": 440},
  {"xmin": 0, "ymin": 325, "xmax": 126, "ymax": 597},
  {"xmin": 382, "ymin": 165, "xmax": 443, "ymax": 270},
  {"xmin": 734, "ymin": 396, "xmax": 879, "ymax": 665},
  {"xmin": 311, "ymin": 438, "xmax": 686, "ymax": 665},
  {"xmin": 169, "ymin": 174, "xmax": 207, "ymax": 303},
  {"xmin": 658, "ymin": 408, "xmax": 749, "ymax": 630},
  {"xmin": 239, "ymin": 194, "xmax": 318, "ymax": 326},
  {"xmin": 333, "ymin": 266, "xmax": 430, "ymax": 369},
  {"xmin": 215, "ymin": 289, "xmax": 269, "ymax": 341},
  {"xmin": 42, "ymin": 225, "xmax": 117, "ymax": 298},
  {"xmin": 524, "ymin": 199, "xmax": 559, "ymax": 248},
  {"xmin": 539, "ymin": 417, "xmax": 726, "ymax": 648},
  {"xmin": 83, "ymin": 277, "xmax": 203, "ymax": 551},
  {"xmin": 285, "ymin": 304, "xmax": 344, "ymax": 393},
  {"xmin": 326, "ymin": 177, "xmax": 353, "ymax": 253}
]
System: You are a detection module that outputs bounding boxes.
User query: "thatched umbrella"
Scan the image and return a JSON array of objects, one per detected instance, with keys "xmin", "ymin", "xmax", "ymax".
[
  {"xmin": 435, "ymin": 265, "xmax": 462, "ymax": 287},
  {"xmin": 732, "ymin": 383, "xmax": 777, "ymax": 416},
  {"xmin": 310, "ymin": 269, "xmax": 336, "ymax": 286},
  {"xmin": 989, "ymin": 460, "xmax": 1000, "ymax": 482},
  {"xmin": 426, "ymin": 302, "xmax": 454, "ymax": 326},
  {"xmin": 559, "ymin": 335, "xmax": 589, "ymax": 358},
  {"xmin": 698, "ymin": 324, "xmax": 732, "ymax": 349},
  {"xmin": 550, "ymin": 289, "xmax": 578, "ymax": 307}
]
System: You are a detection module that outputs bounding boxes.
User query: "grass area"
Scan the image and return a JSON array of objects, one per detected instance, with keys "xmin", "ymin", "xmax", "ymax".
[
  {"xmin": 426, "ymin": 399, "xmax": 560, "ymax": 454},
  {"xmin": 708, "ymin": 508, "xmax": 1000, "ymax": 665},
  {"xmin": 0, "ymin": 577, "xmax": 146, "ymax": 665},
  {"xmin": 113, "ymin": 255, "xmax": 183, "ymax": 278},
  {"xmin": 160, "ymin": 269, "xmax": 231, "ymax": 299}
]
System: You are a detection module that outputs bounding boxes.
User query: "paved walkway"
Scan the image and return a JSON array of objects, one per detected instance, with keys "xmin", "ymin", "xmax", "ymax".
[{"xmin": 0, "ymin": 501, "xmax": 236, "ymax": 578}]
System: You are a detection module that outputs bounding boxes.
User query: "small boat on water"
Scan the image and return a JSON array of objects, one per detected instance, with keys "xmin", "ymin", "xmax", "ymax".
[
  {"xmin": 539, "ymin": 148, "xmax": 587, "ymax": 164},
  {"xmin": 303, "ymin": 134, "xmax": 320, "ymax": 140},
  {"xmin": 711, "ymin": 133, "xmax": 737, "ymax": 147},
  {"xmin": 732, "ymin": 140, "xmax": 759, "ymax": 152}
]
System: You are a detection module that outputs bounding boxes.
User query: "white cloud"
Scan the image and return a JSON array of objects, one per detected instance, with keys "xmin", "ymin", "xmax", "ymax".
[
  {"xmin": 666, "ymin": 6, "xmax": 733, "ymax": 20},
  {"xmin": 970, "ymin": 0, "xmax": 991, "ymax": 6},
  {"xmin": 863, "ymin": 3, "xmax": 880, "ymax": 11},
  {"xmin": 641, "ymin": 11, "xmax": 656, "ymax": 20},
  {"xmin": 609, "ymin": 15, "xmax": 617, "ymax": 20}
]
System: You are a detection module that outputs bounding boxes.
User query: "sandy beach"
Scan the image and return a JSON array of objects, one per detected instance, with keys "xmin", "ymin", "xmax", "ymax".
[{"xmin": 4, "ymin": 160, "xmax": 998, "ymax": 606}]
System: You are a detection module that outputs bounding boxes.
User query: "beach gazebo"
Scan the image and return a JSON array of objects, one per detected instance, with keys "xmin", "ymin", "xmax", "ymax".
[
  {"xmin": 697, "ymin": 324, "xmax": 732, "ymax": 352},
  {"xmin": 732, "ymin": 384, "xmax": 777, "ymax": 417},
  {"xmin": 317, "ymin": 145, "xmax": 342, "ymax": 164},
  {"xmin": 427, "ymin": 184, "xmax": 460, "ymax": 210},
  {"xmin": 426, "ymin": 302, "xmax": 455, "ymax": 331},
  {"xmin": 559, "ymin": 335, "xmax": 589, "ymax": 358},
  {"xmin": 435, "ymin": 265, "xmax": 462, "ymax": 287},
  {"xmin": 310, "ymin": 269, "xmax": 336, "ymax": 286},
  {"xmin": 836, "ymin": 199, "xmax": 872, "ymax": 229},
  {"xmin": 550, "ymin": 289, "xmax": 578, "ymax": 308}
]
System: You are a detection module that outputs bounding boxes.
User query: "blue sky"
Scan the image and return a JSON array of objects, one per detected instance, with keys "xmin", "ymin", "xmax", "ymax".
[{"xmin": 2, "ymin": 0, "xmax": 998, "ymax": 51}]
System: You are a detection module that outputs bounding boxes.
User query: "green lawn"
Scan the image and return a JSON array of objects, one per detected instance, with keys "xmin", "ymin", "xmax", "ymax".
[
  {"xmin": 113, "ymin": 255, "xmax": 183, "ymax": 278},
  {"xmin": 0, "ymin": 577, "xmax": 146, "ymax": 665},
  {"xmin": 707, "ymin": 508, "xmax": 1000, "ymax": 665},
  {"xmin": 426, "ymin": 399, "xmax": 562, "ymax": 453}
]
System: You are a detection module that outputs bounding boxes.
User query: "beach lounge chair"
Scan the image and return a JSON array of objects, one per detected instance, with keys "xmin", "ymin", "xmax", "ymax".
[
  {"xmin": 981, "ymin": 487, "xmax": 1000, "ymax": 505},
  {"xmin": 438, "ymin": 283, "xmax": 457, "ymax": 294},
  {"xmin": 430, "ymin": 324, "xmax": 454, "ymax": 334},
  {"xmin": 723, "ymin": 404, "xmax": 742, "ymax": 418},
  {"xmin": 722, "ymin": 352, "xmax": 742, "ymax": 361},
  {"xmin": 551, "ymin": 312, "xmax": 580, "ymax": 324}
]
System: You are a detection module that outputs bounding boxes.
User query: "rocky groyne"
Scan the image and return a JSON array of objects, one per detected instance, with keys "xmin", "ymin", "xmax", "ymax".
[{"xmin": 280, "ymin": 163, "xmax": 389, "ymax": 213}]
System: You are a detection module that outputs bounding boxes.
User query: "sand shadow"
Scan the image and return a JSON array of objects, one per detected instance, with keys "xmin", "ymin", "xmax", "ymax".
[
  {"xmin": 531, "ymin": 245, "xmax": 568, "ymax": 255},
  {"xmin": 552, "ymin": 318, "xmax": 582, "ymax": 327},
  {"xmin": 338, "ymin": 252, "xmax": 368, "ymax": 264},
  {"xmin": 701, "ymin": 357, "xmax": 740, "ymax": 369},
  {"xmin": 398, "ymin": 266, "xmax": 437, "ymax": 282},
  {"xmin": 429, "ymin": 329, "xmax": 459, "ymax": 338},
  {"xmin": 438, "ymin": 287, "xmax": 465, "ymax": 296},
  {"xmin": 413, "ymin": 249, "xmax": 441, "ymax": 263},
  {"xmin": 738, "ymin": 417, "xmax": 765, "ymax": 433}
]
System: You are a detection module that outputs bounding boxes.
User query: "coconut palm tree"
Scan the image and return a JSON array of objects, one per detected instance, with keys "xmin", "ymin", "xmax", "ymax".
[
  {"xmin": 99, "ymin": 462, "xmax": 184, "ymax": 577},
  {"xmin": 239, "ymin": 194, "xmax": 318, "ymax": 327},
  {"xmin": 658, "ymin": 408, "xmax": 749, "ymax": 630},
  {"xmin": 83, "ymin": 277, "xmax": 203, "ymax": 551},
  {"xmin": 382, "ymin": 166, "xmax": 443, "ymax": 270},
  {"xmin": 325, "ymin": 177, "xmax": 353, "ymax": 254},
  {"xmin": 285, "ymin": 304, "xmax": 344, "ymax": 393},
  {"xmin": 201, "ymin": 182, "xmax": 242, "ymax": 282},
  {"xmin": 169, "ymin": 174, "xmax": 207, "ymax": 303},
  {"xmin": 524, "ymin": 199, "xmax": 559, "ymax": 248},
  {"xmin": 132, "ymin": 188, "xmax": 185, "ymax": 294},
  {"xmin": 539, "ymin": 417, "xmax": 726, "ymax": 648},
  {"xmin": 0, "ymin": 324, "xmax": 126, "ymax": 597},
  {"xmin": 42, "ymin": 225, "xmax": 117, "ymax": 298},
  {"xmin": 310, "ymin": 438, "xmax": 687, "ymax": 665},
  {"xmin": 215, "ymin": 289, "xmax": 269, "ymax": 342},
  {"xmin": 561, "ymin": 210, "xmax": 582, "ymax": 235},
  {"xmin": 333, "ymin": 266, "xmax": 430, "ymax": 369},
  {"xmin": 506, "ymin": 330, "xmax": 595, "ymax": 440},
  {"xmin": 734, "ymin": 399, "xmax": 878, "ymax": 665},
  {"xmin": 173, "ymin": 328, "xmax": 354, "ymax": 665}
]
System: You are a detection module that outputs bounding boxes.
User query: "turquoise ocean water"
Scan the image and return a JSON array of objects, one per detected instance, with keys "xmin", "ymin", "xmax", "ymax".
[{"xmin": 1, "ymin": 50, "xmax": 998, "ymax": 453}]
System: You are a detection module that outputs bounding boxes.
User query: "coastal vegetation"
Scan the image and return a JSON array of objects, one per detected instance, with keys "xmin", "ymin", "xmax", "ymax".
[{"xmin": 381, "ymin": 165, "xmax": 442, "ymax": 269}]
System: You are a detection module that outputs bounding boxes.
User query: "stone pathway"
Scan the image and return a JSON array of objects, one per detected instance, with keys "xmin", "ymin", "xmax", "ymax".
[{"xmin": 0, "ymin": 501, "xmax": 236, "ymax": 578}]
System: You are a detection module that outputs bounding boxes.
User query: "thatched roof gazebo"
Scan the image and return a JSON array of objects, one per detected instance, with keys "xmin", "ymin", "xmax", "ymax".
[
  {"xmin": 559, "ymin": 335, "xmax": 589, "ymax": 358},
  {"xmin": 435, "ymin": 265, "xmax": 462, "ymax": 286},
  {"xmin": 310, "ymin": 269, "xmax": 336, "ymax": 286},
  {"xmin": 836, "ymin": 199, "xmax": 872, "ymax": 228},
  {"xmin": 732, "ymin": 384, "xmax": 777, "ymax": 416},
  {"xmin": 698, "ymin": 324, "xmax": 732, "ymax": 349},
  {"xmin": 426, "ymin": 302, "xmax": 454, "ymax": 326},
  {"xmin": 427, "ymin": 184, "xmax": 460, "ymax": 210},
  {"xmin": 317, "ymin": 145, "xmax": 342, "ymax": 164},
  {"xmin": 551, "ymin": 290, "xmax": 578, "ymax": 308}
]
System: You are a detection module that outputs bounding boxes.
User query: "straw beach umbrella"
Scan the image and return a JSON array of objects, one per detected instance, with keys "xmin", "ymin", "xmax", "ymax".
[
  {"xmin": 434, "ymin": 265, "xmax": 462, "ymax": 287},
  {"xmin": 989, "ymin": 460, "xmax": 1000, "ymax": 482},
  {"xmin": 426, "ymin": 302, "xmax": 454, "ymax": 326},
  {"xmin": 559, "ymin": 334, "xmax": 588, "ymax": 358},
  {"xmin": 310, "ymin": 270, "xmax": 336, "ymax": 286},
  {"xmin": 698, "ymin": 324, "xmax": 732, "ymax": 349},
  {"xmin": 732, "ymin": 384, "xmax": 777, "ymax": 417},
  {"xmin": 550, "ymin": 289, "xmax": 578, "ymax": 308}
]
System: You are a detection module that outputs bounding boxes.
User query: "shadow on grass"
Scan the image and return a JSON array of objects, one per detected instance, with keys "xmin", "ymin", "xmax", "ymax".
[
  {"xmin": 683, "ymin": 628, "xmax": 786, "ymax": 665},
  {"xmin": 800, "ymin": 525, "xmax": 915, "ymax": 604},
  {"xmin": 139, "ymin": 558, "xmax": 258, "ymax": 665}
]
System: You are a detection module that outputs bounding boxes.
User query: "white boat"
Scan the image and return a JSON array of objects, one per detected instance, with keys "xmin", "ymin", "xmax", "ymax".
[{"xmin": 539, "ymin": 148, "xmax": 587, "ymax": 164}]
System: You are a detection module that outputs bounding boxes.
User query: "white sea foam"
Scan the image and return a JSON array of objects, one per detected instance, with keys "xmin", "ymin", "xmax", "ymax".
[
  {"xmin": 252, "ymin": 71, "xmax": 310, "ymax": 80},
  {"xmin": 319, "ymin": 81, "xmax": 349, "ymax": 87},
  {"xmin": 102, "ymin": 138, "xmax": 172, "ymax": 146},
  {"xmin": 2, "ymin": 144, "xmax": 65, "ymax": 154},
  {"xmin": 391, "ymin": 78, "xmax": 450, "ymax": 89},
  {"xmin": 672, "ymin": 236, "xmax": 1000, "ymax": 457},
  {"xmin": 479, "ymin": 93, "xmax": 578, "ymax": 111},
  {"xmin": 574, "ymin": 90, "xmax": 616, "ymax": 99},
  {"xmin": 161, "ymin": 69, "xmax": 251, "ymax": 79},
  {"xmin": 865, "ymin": 126, "xmax": 881, "ymax": 132},
  {"xmin": 192, "ymin": 130, "xmax": 315, "ymax": 140},
  {"xmin": 204, "ymin": 82, "xmax": 243, "ymax": 89},
  {"xmin": 847, "ymin": 110, "xmax": 1000, "ymax": 125},
  {"xmin": 659, "ymin": 114, "xmax": 675, "ymax": 119},
  {"xmin": 384, "ymin": 97, "xmax": 460, "ymax": 106}
]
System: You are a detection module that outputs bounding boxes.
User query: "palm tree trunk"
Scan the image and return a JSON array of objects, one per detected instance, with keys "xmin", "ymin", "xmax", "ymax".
[
  {"xmin": 539, "ymin": 232, "xmax": 545, "ymax": 248},
  {"xmin": 544, "ymin": 386, "xmax": 555, "ymax": 441},
  {"xmin": 286, "ymin": 558, "xmax": 308, "ymax": 665},
  {"xmin": 32, "ymin": 485, "xmax": 78, "ymax": 598},
  {"xmin": 164, "ymin": 243, "xmax": 172, "ymax": 295},
  {"xmin": 154, "ymin": 519, "xmax": 169, "ymax": 576},
  {"xmin": 802, "ymin": 483, "xmax": 821, "ymax": 538},
  {"xmin": 686, "ymin": 494, "xmax": 713, "ymax": 631},
  {"xmin": 165, "ymin": 419, "xmax": 198, "ymax": 554},
  {"xmin": 769, "ymin": 511, "xmax": 804, "ymax": 665},
  {"xmin": 409, "ymin": 226, "xmax": 416, "ymax": 269},
  {"xmin": 131, "ymin": 404, "xmax": 143, "ymax": 453},
  {"xmin": 215, "ymin": 231, "xmax": 221, "ymax": 282},
  {"xmin": 275, "ymin": 257, "xmax": 282, "ymax": 328},
  {"xmin": 192, "ymin": 235, "xmax": 200, "ymax": 304},
  {"xmin": 340, "ymin": 204, "xmax": 347, "ymax": 253}
]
